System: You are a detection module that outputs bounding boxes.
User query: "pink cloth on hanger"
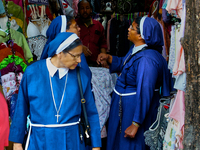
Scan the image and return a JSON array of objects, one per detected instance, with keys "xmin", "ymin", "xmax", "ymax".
[
  {"xmin": 72, "ymin": 0, "xmax": 79, "ymax": 16},
  {"xmin": 0, "ymin": 92, "xmax": 9, "ymax": 149},
  {"xmin": 106, "ymin": 18, "xmax": 112, "ymax": 52},
  {"xmin": 169, "ymin": 90, "xmax": 185, "ymax": 149},
  {"xmin": 173, "ymin": 46, "xmax": 185, "ymax": 76},
  {"xmin": 166, "ymin": 0, "xmax": 182, "ymax": 18}
]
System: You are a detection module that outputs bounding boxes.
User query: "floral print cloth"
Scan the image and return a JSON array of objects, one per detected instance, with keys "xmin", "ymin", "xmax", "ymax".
[{"xmin": 90, "ymin": 67, "xmax": 117, "ymax": 131}]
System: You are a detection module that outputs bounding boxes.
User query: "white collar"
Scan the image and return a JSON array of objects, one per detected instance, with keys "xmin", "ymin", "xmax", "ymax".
[
  {"xmin": 132, "ymin": 44, "xmax": 148, "ymax": 55},
  {"xmin": 46, "ymin": 58, "xmax": 69, "ymax": 79}
]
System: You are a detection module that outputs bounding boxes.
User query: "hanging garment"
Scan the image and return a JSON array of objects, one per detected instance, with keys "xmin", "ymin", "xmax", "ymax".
[
  {"xmin": 109, "ymin": 18, "xmax": 130, "ymax": 57},
  {"xmin": 27, "ymin": 21, "xmax": 49, "ymax": 38},
  {"xmin": 0, "ymin": 28, "xmax": 33, "ymax": 62},
  {"xmin": 0, "ymin": 55, "xmax": 27, "ymax": 72},
  {"xmin": 0, "ymin": 92, "xmax": 9, "ymax": 149},
  {"xmin": 27, "ymin": 35, "xmax": 47, "ymax": 60},
  {"xmin": 0, "ymin": 62, "xmax": 23, "ymax": 76},
  {"xmin": 3, "ymin": 1, "xmax": 25, "ymax": 24},
  {"xmin": 89, "ymin": 67, "xmax": 115, "ymax": 130},
  {"xmin": 166, "ymin": 0, "xmax": 182, "ymax": 18},
  {"xmin": 0, "ymin": 47, "xmax": 25, "ymax": 63},
  {"xmin": 168, "ymin": 25, "xmax": 176, "ymax": 70},
  {"xmin": 1, "ymin": 72, "xmax": 23, "ymax": 109},
  {"xmin": 0, "ymin": 0, "xmax": 5, "ymax": 14},
  {"xmin": 163, "ymin": 118, "xmax": 182, "ymax": 150}
]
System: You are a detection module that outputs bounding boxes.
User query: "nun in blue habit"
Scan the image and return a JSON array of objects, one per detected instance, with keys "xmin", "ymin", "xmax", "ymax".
[
  {"xmin": 97, "ymin": 17, "xmax": 173, "ymax": 150},
  {"xmin": 40, "ymin": 15, "xmax": 92, "ymax": 80},
  {"xmin": 9, "ymin": 32, "xmax": 101, "ymax": 150}
]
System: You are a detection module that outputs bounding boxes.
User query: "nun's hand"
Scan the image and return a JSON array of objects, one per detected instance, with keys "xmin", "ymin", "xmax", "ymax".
[
  {"xmin": 124, "ymin": 123, "xmax": 139, "ymax": 138},
  {"xmin": 97, "ymin": 53, "xmax": 112, "ymax": 67},
  {"xmin": 82, "ymin": 45, "xmax": 92, "ymax": 57},
  {"xmin": 13, "ymin": 143, "xmax": 23, "ymax": 150},
  {"xmin": 92, "ymin": 148, "xmax": 100, "ymax": 150}
]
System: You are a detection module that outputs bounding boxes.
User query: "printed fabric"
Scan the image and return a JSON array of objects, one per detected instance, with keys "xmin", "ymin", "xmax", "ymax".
[{"xmin": 90, "ymin": 67, "xmax": 117, "ymax": 130}]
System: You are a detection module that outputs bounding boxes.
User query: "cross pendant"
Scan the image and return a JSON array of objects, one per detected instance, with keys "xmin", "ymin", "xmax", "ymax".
[{"xmin": 55, "ymin": 114, "xmax": 61, "ymax": 123}]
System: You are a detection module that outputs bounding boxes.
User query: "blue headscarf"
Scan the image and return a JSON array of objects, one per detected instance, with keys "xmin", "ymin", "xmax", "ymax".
[
  {"xmin": 40, "ymin": 15, "xmax": 67, "ymax": 59},
  {"xmin": 45, "ymin": 32, "xmax": 79, "ymax": 58},
  {"xmin": 140, "ymin": 17, "xmax": 164, "ymax": 53}
]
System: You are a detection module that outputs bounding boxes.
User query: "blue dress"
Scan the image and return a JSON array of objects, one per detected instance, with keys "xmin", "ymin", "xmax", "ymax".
[
  {"xmin": 106, "ymin": 47, "xmax": 171, "ymax": 150},
  {"xmin": 9, "ymin": 60, "xmax": 101, "ymax": 150}
]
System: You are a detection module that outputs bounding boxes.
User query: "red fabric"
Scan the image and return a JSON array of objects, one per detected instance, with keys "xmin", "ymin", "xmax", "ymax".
[
  {"xmin": 0, "ymin": 92, "xmax": 9, "ymax": 149},
  {"xmin": 76, "ymin": 18, "xmax": 107, "ymax": 64}
]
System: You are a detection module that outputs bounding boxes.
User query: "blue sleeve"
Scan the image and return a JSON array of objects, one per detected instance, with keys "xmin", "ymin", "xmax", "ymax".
[
  {"xmin": 9, "ymin": 71, "xmax": 29, "ymax": 143},
  {"xmin": 132, "ymin": 57, "xmax": 159, "ymax": 124},
  {"xmin": 109, "ymin": 56, "xmax": 124, "ymax": 73},
  {"xmin": 109, "ymin": 45, "xmax": 134, "ymax": 73},
  {"xmin": 82, "ymin": 73, "xmax": 101, "ymax": 148}
]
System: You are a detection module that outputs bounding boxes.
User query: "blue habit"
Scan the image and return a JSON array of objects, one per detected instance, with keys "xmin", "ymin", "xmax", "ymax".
[
  {"xmin": 9, "ymin": 60, "xmax": 101, "ymax": 150},
  {"xmin": 106, "ymin": 47, "xmax": 171, "ymax": 150}
]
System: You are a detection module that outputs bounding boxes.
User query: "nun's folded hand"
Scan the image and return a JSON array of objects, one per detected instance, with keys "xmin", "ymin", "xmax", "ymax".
[
  {"xmin": 13, "ymin": 143, "xmax": 23, "ymax": 150},
  {"xmin": 124, "ymin": 124, "xmax": 139, "ymax": 138},
  {"xmin": 82, "ymin": 45, "xmax": 92, "ymax": 57}
]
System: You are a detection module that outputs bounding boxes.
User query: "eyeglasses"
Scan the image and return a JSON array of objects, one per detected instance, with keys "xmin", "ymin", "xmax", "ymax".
[
  {"xmin": 66, "ymin": 51, "xmax": 82, "ymax": 59},
  {"xmin": 129, "ymin": 25, "xmax": 137, "ymax": 31}
]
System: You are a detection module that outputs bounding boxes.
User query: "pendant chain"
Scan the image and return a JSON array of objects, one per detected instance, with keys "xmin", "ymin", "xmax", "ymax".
[{"xmin": 49, "ymin": 74, "xmax": 68, "ymax": 122}]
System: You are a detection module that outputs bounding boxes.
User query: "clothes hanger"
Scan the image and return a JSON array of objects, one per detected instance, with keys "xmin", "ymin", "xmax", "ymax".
[{"xmin": 152, "ymin": 0, "xmax": 159, "ymax": 16}]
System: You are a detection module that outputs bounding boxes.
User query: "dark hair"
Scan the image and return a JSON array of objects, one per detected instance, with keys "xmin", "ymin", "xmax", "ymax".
[
  {"xmin": 135, "ymin": 17, "xmax": 142, "ymax": 34},
  {"xmin": 62, "ymin": 39, "xmax": 82, "ymax": 53},
  {"xmin": 78, "ymin": 0, "xmax": 93, "ymax": 11},
  {"xmin": 66, "ymin": 16, "xmax": 75, "ymax": 30}
]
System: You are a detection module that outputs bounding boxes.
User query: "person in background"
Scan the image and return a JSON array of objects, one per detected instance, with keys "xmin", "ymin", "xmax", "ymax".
[
  {"xmin": 0, "ymin": 91, "xmax": 9, "ymax": 150},
  {"xmin": 97, "ymin": 17, "xmax": 172, "ymax": 150},
  {"xmin": 76, "ymin": 0, "xmax": 107, "ymax": 67},
  {"xmin": 9, "ymin": 32, "xmax": 101, "ymax": 150},
  {"xmin": 40, "ymin": 15, "xmax": 92, "ymax": 79}
]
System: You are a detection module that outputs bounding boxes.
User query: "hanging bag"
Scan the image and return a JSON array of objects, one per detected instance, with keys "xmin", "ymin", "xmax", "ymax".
[
  {"xmin": 144, "ymin": 97, "xmax": 171, "ymax": 150},
  {"xmin": 77, "ymin": 67, "xmax": 91, "ymax": 146}
]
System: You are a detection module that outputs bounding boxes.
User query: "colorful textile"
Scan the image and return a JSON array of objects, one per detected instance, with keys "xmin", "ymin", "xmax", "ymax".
[
  {"xmin": 166, "ymin": 0, "xmax": 182, "ymax": 18},
  {"xmin": 27, "ymin": 35, "xmax": 47, "ymax": 60},
  {"xmin": 0, "ymin": 55, "xmax": 27, "ymax": 72},
  {"xmin": 89, "ymin": 67, "xmax": 115, "ymax": 130},
  {"xmin": 0, "ymin": 62, "xmax": 23, "ymax": 76},
  {"xmin": 0, "ymin": 29, "xmax": 33, "ymax": 61},
  {"xmin": 1, "ymin": 72, "xmax": 23, "ymax": 109}
]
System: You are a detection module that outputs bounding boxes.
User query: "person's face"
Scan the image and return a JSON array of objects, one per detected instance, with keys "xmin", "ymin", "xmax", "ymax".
[
  {"xmin": 66, "ymin": 19, "xmax": 81, "ymax": 37},
  {"xmin": 78, "ymin": 1, "xmax": 92, "ymax": 19},
  {"xmin": 58, "ymin": 45, "xmax": 83, "ymax": 70},
  {"xmin": 128, "ymin": 21, "xmax": 140, "ymax": 43}
]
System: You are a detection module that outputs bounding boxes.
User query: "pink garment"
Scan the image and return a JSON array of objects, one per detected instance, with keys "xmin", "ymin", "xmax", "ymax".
[
  {"xmin": 173, "ymin": 46, "xmax": 185, "ymax": 76},
  {"xmin": 0, "ymin": 92, "xmax": 9, "ymax": 149},
  {"xmin": 169, "ymin": 90, "xmax": 185, "ymax": 149},
  {"xmin": 72, "ymin": 0, "xmax": 79, "ymax": 16},
  {"xmin": 173, "ymin": 27, "xmax": 185, "ymax": 76},
  {"xmin": 106, "ymin": 18, "xmax": 112, "ymax": 52},
  {"xmin": 166, "ymin": 0, "xmax": 182, "ymax": 18}
]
